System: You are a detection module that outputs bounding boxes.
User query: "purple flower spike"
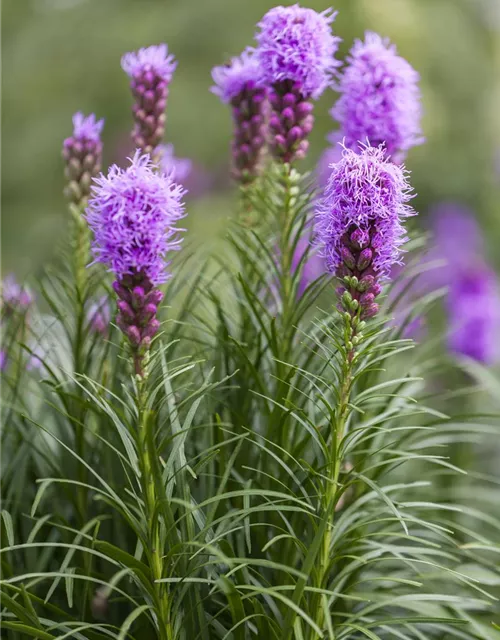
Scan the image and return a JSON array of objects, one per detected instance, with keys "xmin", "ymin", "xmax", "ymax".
[
  {"xmin": 315, "ymin": 143, "xmax": 415, "ymax": 319},
  {"xmin": 121, "ymin": 44, "xmax": 177, "ymax": 160},
  {"xmin": 332, "ymin": 32, "xmax": 423, "ymax": 159},
  {"xmin": 86, "ymin": 296, "xmax": 111, "ymax": 335},
  {"xmin": 159, "ymin": 143, "xmax": 192, "ymax": 185},
  {"xmin": 428, "ymin": 203, "xmax": 500, "ymax": 363},
  {"xmin": 1, "ymin": 274, "xmax": 34, "ymax": 315},
  {"xmin": 448, "ymin": 266, "xmax": 500, "ymax": 364},
  {"xmin": 86, "ymin": 151, "xmax": 185, "ymax": 375},
  {"xmin": 255, "ymin": 4, "xmax": 340, "ymax": 163},
  {"xmin": 62, "ymin": 112, "xmax": 104, "ymax": 205},
  {"xmin": 211, "ymin": 49, "xmax": 267, "ymax": 183},
  {"xmin": 0, "ymin": 350, "xmax": 7, "ymax": 372}
]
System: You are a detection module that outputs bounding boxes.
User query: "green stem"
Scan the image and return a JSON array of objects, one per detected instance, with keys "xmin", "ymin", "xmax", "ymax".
[{"xmin": 136, "ymin": 377, "xmax": 174, "ymax": 640}]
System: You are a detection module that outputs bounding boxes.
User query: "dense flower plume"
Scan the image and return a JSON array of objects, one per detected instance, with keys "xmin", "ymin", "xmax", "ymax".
[
  {"xmin": 159, "ymin": 143, "xmax": 193, "ymax": 184},
  {"xmin": 62, "ymin": 112, "xmax": 104, "ymax": 204},
  {"xmin": 448, "ymin": 266, "xmax": 500, "ymax": 363},
  {"xmin": 256, "ymin": 4, "xmax": 340, "ymax": 163},
  {"xmin": 255, "ymin": 4, "xmax": 340, "ymax": 99},
  {"xmin": 331, "ymin": 32, "xmax": 423, "ymax": 159},
  {"xmin": 430, "ymin": 203, "xmax": 500, "ymax": 363},
  {"xmin": 1, "ymin": 274, "xmax": 34, "ymax": 313},
  {"xmin": 86, "ymin": 151, "xmax": 185, "ymax": 374},
  {"xmin": 316, "ymin": 143, "xmax": 414, "ymax": 318},
  {"xmin": 211, "ymin": 49, "xmax": 267, "ymax": 183},
  {"xmin": 87, "ymin": 151, "xmax": 185, "ymax": 284},
  {"xmin": 121, "ymin": 44, "xmax": 177, "ymax": 158}
]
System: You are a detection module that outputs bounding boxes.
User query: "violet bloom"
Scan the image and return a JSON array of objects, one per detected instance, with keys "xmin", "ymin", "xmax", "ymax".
[
  {"xmin": 316, "ymin": 132, "xmax": 343, "ymax": 188},
  {"xmin": 159, "ymin": 143, "xmax": 192, "ymax": 185},
  {"xmin": 86, "ymin": 151, "xmax": 185, "ymax": 375},
  {"xmin": 315, "ymin": 143, "xmax": 414, "ymax": 319},
  {"xmin": 255, "ymin": 4, "xmax": 340, "ymax": 163},
  {"xmin": 62, "ymin": 112, "xmax": 104, "ymax": 205},
  {"xmin": 429, "ymin": 203, "xmax": 500, "ymax": 364},
  {"xmin": 211, "ymin": 49, "xmax": 267, "ymax": 183},
  {"xmin": 86, "ymin": 296, "xmax": 111, "ymax": 335},
  {"xmin": 1, "ymin": 274, "xmax": 34, "ymax": 315},
  {"xmin": 331, "ymin": 32, "xmax": 423, "ymax": 161},
  {"xmin": 447, "ymin": 266, "xmax": 500, "ymax": 364},
  {"xmin": 0, "ymin": 350, "xmax": 7, "ymax": 372},
  {"xmin": 121, "ymin": 44, "xmax": 177, "ymax": 161},
  {"xmin": 292, "ymin": 231, "xmax": 326, "ymax": 297}
]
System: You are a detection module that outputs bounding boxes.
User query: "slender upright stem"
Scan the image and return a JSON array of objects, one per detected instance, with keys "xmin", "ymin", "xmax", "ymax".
[{"xmin": 136, "ymin": 375, "xmax": 174, "ymax": 640}]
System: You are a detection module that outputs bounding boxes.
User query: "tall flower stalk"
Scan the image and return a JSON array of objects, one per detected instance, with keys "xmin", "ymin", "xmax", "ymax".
[
  {"xmin": 211, "ymin": 49, "xmax": 267, "ymax": 185},
  {"xmin": 86, "ymin": 151, "xmax": 184, "ymax": 638},
  {"xmin": 255, "ymin": 4, "xmax": 340, "ymax": 163},
  {"xmin": 121, "ymin": 44, "xmax": 177, "ymax": 162},
  {"xmin": 284, "ymin": 144, "xmax": 415, "ymax": 637}
]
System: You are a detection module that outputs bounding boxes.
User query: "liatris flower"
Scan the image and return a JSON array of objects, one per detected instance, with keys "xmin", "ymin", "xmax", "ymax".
[
  {"xmin": 86, "ymin": 151, "xmax": 185, "ymax": 375},
  {"xmin": 62, "ymin": 112, "xmax": 104, "ymax": 205},
  {"xmin": 316, "ymin": 132, "xmax": 343, "ymax": 188},
  {"xmin": 1, "ymin": 274, "xmax": 34, "ymax": 315},
  {"xmin": 86, "ymin": 296, "xmax": 111, "ymax": 335},
  {"xmin": 331, "ymin": 32, "xmax": 423, "ymax": 161},
  {"xmin": 447, "ymin": 266, "xmax": 500, "ymax": 364},
  {"xmin": 211, "ymin": 49, "xmax": 267, "ymax": 183},
  {"xmin": 292, "ymin": 230, "xmax": 326, "ymax": 297},
  {"xmin": 0, "ymin": 350, "xmax": 7, "ymax": 372},
  {"xmin": 428, "ymin": 203, "xmax": 500, "ymax": 363},
  {"xmin": 315, "ymin": 143, "xmax": 414, "ymax": 319},
  {"xmin": 159, "ymin": 143, "xmax": 192, "ymax": 184},
  {"xmin": 121, "ymin": 44, "xmax": 176, "ymax": 160},
  {"xmin": 255, "ymin": 4, "xmax": 340, "ymax": 163}
]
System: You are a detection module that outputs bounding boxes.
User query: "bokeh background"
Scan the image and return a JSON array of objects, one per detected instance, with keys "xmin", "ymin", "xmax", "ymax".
[{"xmin": 2, "ymin": 0, "xmax": 500, "ymax": 275}]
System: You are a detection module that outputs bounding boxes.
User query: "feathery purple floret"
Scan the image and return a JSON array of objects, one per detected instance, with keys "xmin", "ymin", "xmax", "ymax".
[
  {"xmin": 211, "ymin": 49, "xmax": 265, "ymax": 103},
  {"xmin": 211, "ymin": 49, "xmax": 268, "ymax": 183},
  {"xmin": 2, "ymin": 274, "xmax": 34, "ymax": 312},
  {"xmin": 255, "ymin": 4, "xmax": 340, "ymax": 99},
  {"xmin": 447, "ymin": 266, "xmax": 500, "ymax": 364},
  {"xmin": 429, "ymin": 203, "xmax": 500, "ymax": 363},
  {"xmin": 121, "ymin": 44, "xmax": 176, "ymax": 159},
  {"xmin": 332, "ymin": 32, "xmax": 423, "ymax": 159},
  {"xmin": 62, "ymin": 112, "xmax": 104, "ymax": 204},
  {"xmin": 316, "ymin": 143, "xmax": 414, "ymax": 318},
  {"xmin": 159, "ymin": 144, "xmax": 193, "ymax": 185},
  {"xmin": 87, "ymin": 151, "xmax": 185, "ymax": 375},
  {"xmin": 121, "ymin": 44, "xmax": 177, "ymax": 82},
  {"xmin": 255, "ymin": 5, "xmax": 339, "ymax": 163},
  {"xmin": 87, "ymin": 151, "xmax": 185, "ymax": 285}
]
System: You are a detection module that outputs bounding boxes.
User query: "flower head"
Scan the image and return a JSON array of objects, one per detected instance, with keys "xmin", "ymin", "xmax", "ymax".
[
  {"xmin": 331, "ymin": 32, "xmax": 423, "ymax": 158},
  {"xmin": 1, "ymin": 274, "xmax": 34, "ymax": 312},
  {"xmin": 86, "ymin": 151, "xmax": 185, "ymax": 285},
  {"xmin": 159, "ymin": 144, "xmax": 192, "ymax": 184},
  {"xmin": 71, "ymin": 112, "xmax": 104, "ymax": 143},
  {"xmin": 86, "ymin": 296, "xmax": 111, "ymax": 335},
  {"xmin": 211, "ymin": 49, "xmax": 265, "ymax": 103},
  {"xmin": 447, "ymin": 265, "xmax": 500, "ymax": 364},
  {"xmin": 316, "ymin": 143, "xmax": 414, "ymax": 279},
  {"xmin": 121, "ymin": 44, "xmax": 177, "ymax": 82},
  {"xmin": 62, "ymin": 112, "xmax": 104, "ymax": 204},
  {"xmin": 255, "ymin": 4, "xmax": 340, "ymax": 99}
]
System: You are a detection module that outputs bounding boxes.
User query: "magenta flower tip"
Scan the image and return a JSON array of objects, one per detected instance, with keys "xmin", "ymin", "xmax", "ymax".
[
  {"xmin": 86, "ymin": 150, "xmax": 186, "ymax": 285},
  {"xmin": 211, "ymin": 48, "xmax": 265, "ymax": 103},
  {"xmin": 255, "ymin": 4, "xmax": 341, "ymax": 99},
  {"xmin": 332, "ymin": 31, "xmax": 423, "ymax": 157},
  {"xmin": 121, "ymin": 44, "xmax": 177, "ymax": 82},
  {"xmin": 72, "ymin": 112, "xmax": 104, "ymax": 142},
  {"xmin": 316, "ymin": 145, "xmax": 414, "ymax": 277}
]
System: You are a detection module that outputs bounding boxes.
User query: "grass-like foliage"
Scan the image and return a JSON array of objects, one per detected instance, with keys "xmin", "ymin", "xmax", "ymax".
[{"xmin": 2, "ymin": 21, "xmax": 500, "ymax": 640}]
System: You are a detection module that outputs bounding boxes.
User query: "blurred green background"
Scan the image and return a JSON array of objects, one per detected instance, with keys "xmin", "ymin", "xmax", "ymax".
[{"xmin": 2, "ymin": 0, "xmax": 500, "ymax": 274}]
